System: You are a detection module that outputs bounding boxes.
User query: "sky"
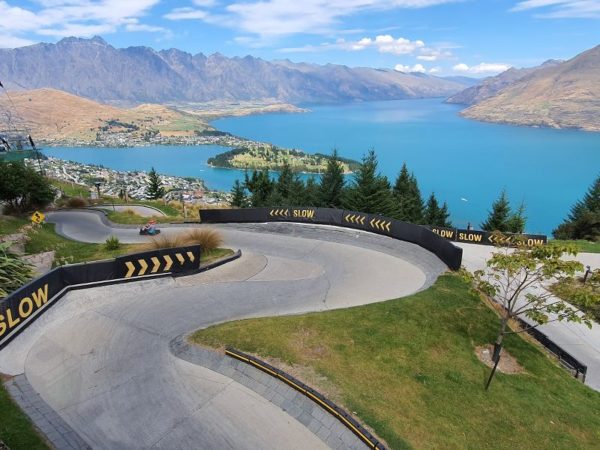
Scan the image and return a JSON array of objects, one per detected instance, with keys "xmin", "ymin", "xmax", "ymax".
[{"xmin": 1, "ymin": 1, "xmax": 599, "ymax": 76}]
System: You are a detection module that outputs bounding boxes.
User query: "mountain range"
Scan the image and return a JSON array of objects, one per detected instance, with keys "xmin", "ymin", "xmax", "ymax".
[
  {"xmin": 0, "ymin": 37, "xmax": 467, "ymax": 105},
  {"xmin": 446, "ymin": 60, "xmax": 563, "ymax": 106},
  {"xmin": 457, "ymin": 45, "xmax": 600, "ymax": 132}
]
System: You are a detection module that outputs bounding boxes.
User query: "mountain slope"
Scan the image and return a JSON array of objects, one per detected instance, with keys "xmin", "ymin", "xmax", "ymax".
[
  {"xmin": 0, "ymin": 37, "xmax": 464, "ymax": 105},
  {"xmin": 0, "ymin": 88, "xmax": 208, "ymax": 142},
  {"xmin": 446, "ymin": 60, "xmax": 562, "ymax": 106},
  {"xmin": 461, "ymin": 46, "xmax": 600, "ymax": 131}
]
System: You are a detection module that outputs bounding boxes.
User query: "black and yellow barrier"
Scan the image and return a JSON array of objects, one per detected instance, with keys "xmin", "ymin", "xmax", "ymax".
[
  {"xmin": 225, "ymin": 348, "xmax": 386, "ymax": 450},
  {"xmin": 0, "ymin": 245, "xmax": 202, "ymax": 350},
  {"xmin": 199, "ymin": 207, "xmax": 463, "ymax": 271},
  {"xmin": 428, "ymin": 226, "xmax": 547, "ymax": 247}
]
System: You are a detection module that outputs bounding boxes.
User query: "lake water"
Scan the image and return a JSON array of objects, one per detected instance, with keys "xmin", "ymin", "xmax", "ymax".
[{"xmin": 44, "ymin": 99, "xmax": 600, "ymax": 234}]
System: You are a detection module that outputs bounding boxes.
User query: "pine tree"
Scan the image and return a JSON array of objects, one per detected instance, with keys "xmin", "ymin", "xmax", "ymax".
[
  {"xmin": 303, "ymin": 176, "xmax": 320, "ymax": 206},
  {"xmin": 423, "ymin": 192, "xmax": 440, "ymax": 226},
  {"xmin": 244, "ymin": 168, "xmax": 274, "ymax": 207},
  {"xmin": 319, "ymin": 148, "xmax": 345, "ymax": 208},
  {"xmin": 554, "ymin": 175, "xmax": 600, "ymax": 240},
  {"xmin": 438, "ymin": 202, "xmax": 452, "ymax": 228},
  {"xmin": 506, "ymin": 202, "xmax": 526, "ymax": 234},
  {"xmin": 145, "ymin": 167, "xmax": 165, "ymax": 200},
  {"xmin": 423, "ymin": 193, "xmax": 453, "ymax": 227},
  {"xmin": 481, "ymin": 190, "xmax": 511, "ymax": 231},
  {"xmin": 342, "ymin": 149, "xmax": 397, "ymax": 216},
  {"xmin": 393, "ymin": 162, "xmax": 423, "ymax": 223},
  {"xmin": 569, "ymin": 176, "xmax": 600, "ymax": 222},
  {"xmin": 230, "ymin": 180, "xmax": 248, "ymax": 208}
]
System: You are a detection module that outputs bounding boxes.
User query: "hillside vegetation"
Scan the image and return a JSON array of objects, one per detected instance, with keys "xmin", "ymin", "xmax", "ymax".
[
  {"xmin": 461, "ymin": 45, "xmax": 600, "ymax": 131},
  {"xmin": 208, "ymin": 146, "xmax": 360, "ymax": 173},
  {"xmin": 0, "ymin": 88, "xmax": 209, "ymax": 144},
  {"xmin": 193, "ymin": 274, "xmax": 600, "ymax": 449}
]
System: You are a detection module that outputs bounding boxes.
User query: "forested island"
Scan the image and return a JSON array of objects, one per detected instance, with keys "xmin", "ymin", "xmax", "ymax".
[{"xmin": 207, "ymin": 146, "xmax": 360, "ymax": 173}]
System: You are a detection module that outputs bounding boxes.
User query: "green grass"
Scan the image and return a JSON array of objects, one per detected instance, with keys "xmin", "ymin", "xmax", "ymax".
[
  {"xmin": 192, "ymin": 274, "xmax": 600, "ymax": 450},
  {"xmin": 50, "ymin": 179, "xmax": 90, "ymax": 198},
  {"xmin": 0, "ymin": 216, "xmax": 28, "ymax": 235},
  {"xmin": 0, "ymin": 379, "xmax": 49, "ymax": 449},
  {"xmin": 201, "ymin": 248, "xmax": 235, "ymax": 265},
  {"xmin": 553, "ymin": 239, "xmax": 600, "ymax": 253},
  {"xmin": 25, "ymin": 223, "xmax": 145, "ymax": 265},
  {"xmin": 104, "ymin": 210, "xmax": 177, "ymax": 225},
  {"xmin": 135, "ymin": 200, "xmax": 181, "ymax": 217}
]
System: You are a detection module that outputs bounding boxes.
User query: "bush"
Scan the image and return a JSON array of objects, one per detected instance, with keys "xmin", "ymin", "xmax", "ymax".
[
  {"xmin": 142, "ymin": 233, "xmax": 188, "ymax": 251},
  {"xmin": 0, "ymin": 242, "xmax": 35, "ymax": 298},
  {"xmin": 0, "ymin": 161, "xmax": 55, "ymax": 213},
  {"xmin": 181, "ymin": 228, "xmax": 223, "ymax": 251},
  {"xmin": 104, "ymin": 235, "xmax": 121, "ymax": 250},
  {"xmin": 66, "ymin": 197, "xmax": 88, "ymax": 208},
  {"xmin": 141, "ymin": 229, "xmax": 224, "ymax": 251}
]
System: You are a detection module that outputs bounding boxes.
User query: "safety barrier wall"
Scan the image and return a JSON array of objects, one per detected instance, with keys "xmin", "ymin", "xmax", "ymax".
[
  {"xmin": 0, "ymin": 245, "xmax": 201, "ymax": 350},
  {"xmin": 515, "ymin": 316, "xmax": 587, "ymax": 381},
  {"xmin": 428, "ymin": 225, "xmax": 547, "ymax": 247},
  {"xmin": 226, "ymin": 348, "xmax": 386, "ymax": 450},
  {"xmin": 199, "ymin": 207, "xmax": 463, "ymax": 271}
]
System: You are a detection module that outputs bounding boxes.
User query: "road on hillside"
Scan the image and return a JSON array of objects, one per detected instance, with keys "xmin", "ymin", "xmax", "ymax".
[{"xmin": 1, "ymin": 210, "xmax": 446, "ymax": 450}]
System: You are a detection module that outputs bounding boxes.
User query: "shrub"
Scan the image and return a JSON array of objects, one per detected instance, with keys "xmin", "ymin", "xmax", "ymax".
[
  {"xmin": 104, "ymin": 235, "xmax": 121, "ymax": 250},
  {"xmin": 181, "ymin": 228, "xmax": 223, "ymax": 251},
  {"xmin": 66, "ymin": 197, "xmax": 88, "ymax": 208},
  {"xmin": 0, "ymin": 161, "xmax": 55, "ymax": 213},
  {"xmin": 142, "ymin": 233, "xmax": 188, "ymax": 251},
  {"xmin": 0, "ymin": 242, "xmax": 35, "ymax": 298}
]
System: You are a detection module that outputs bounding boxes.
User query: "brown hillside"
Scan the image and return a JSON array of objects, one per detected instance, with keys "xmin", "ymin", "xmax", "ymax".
[
  {"xmin": 462, "ymin": 45, "xmax": 600, "ymax": 131},
  {"xmin": 0, "ymin": 88, "xmax": 208, "ymax": 142}
]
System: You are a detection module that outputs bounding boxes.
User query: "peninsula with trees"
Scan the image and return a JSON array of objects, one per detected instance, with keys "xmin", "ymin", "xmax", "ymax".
[{"xmin": 207, "ymin": 146, "xmax": 361, "ymax": 174}]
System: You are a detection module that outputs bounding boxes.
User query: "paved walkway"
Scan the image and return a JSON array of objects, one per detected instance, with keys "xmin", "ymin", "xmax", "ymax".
[
  {"xmin": 458, "ymin": 242, "xmax": 600, "ymax": 391},
  {"xmin": 1, "ymin": 214, "xmax": 445, "ymax": 449}
]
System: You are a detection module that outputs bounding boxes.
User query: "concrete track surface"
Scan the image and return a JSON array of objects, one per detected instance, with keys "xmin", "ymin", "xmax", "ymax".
[{"xmin": 0, "ymin": 210, "xmax": 446, "ymax": 449}]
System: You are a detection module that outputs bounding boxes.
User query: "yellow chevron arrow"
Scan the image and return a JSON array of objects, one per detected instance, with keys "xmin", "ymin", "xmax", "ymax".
[
  {"xmin": 138, "ymin": 259, "xmax": 148, "ymax": 276},
  {"xmin": 270, "ymin": 209, "xmax": 275, "ymax": 217},
  {"xmin": 359, "ymin": 216, "xmax": 365, "ymax": 225},
  {"xmin": 176, "ymin": 253, "xmax": 185, "ymax": 265},
  {"xmin": 164, "ymin": 255, "xmax": 173, "ymax": 271},
  {"xmin": 151, "ymin": 256, "xmax": 160, "ymax": 273},
  {"xmin": 345, "ymin": 214, "xmax": 351, "ymax": 222},
  {"xmin": 370, "ymin": 218, "xmax": 376, "ymax": 227},
  {"xmin": 125, "ymin": 261, "xmax": 135, "ymax": 278},
  {"xmin": 375, "ymin": 219, "xmax": 381, "ymax": 230},
  {"xmin": 284, "ymin": 209, "xmax": 289, "ymax": 216},
  {"xmin": 384, "ymin": 221, "xmax": 391, "ymax": 232},
  {"xmin": 187, "ymin": 251, "xmax": 195, "ymax": 262}
]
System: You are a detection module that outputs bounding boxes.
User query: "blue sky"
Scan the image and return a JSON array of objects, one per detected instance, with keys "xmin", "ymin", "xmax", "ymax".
[{"xmin": 1, "ymin": 1, "xmax": 599, "ymax": 76}]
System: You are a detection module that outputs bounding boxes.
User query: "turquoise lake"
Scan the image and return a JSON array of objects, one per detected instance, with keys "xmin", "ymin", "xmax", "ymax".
[{"xmin": 44, "ymin": 99, "xmax": 600, "ymax": 235}]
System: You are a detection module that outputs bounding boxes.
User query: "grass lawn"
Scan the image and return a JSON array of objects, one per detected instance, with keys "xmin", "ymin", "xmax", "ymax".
[
  {"xmin": 0, "ymin": 378, "xmax": 49, "ymax": 450},
  {"xmin": 25, "ymin": 223, "xmax": 144, "ymax": 266},
  {"xmin": 50, "ymin": 179, "xmax": 90, "ymax": 198},
  {"xmin": 104, "ymin": 209, "xmax": 177, "ymax": 225},
  {"xmin": 201, "ymin": 248, "xmax": 235, "ymax": 264},
  {"xmin": 553, "ymin": 239, "xmax": 600, "ymax": 253},
  {"xmin": 192, "ymin": 274, "xmax": 600, "ymax": 450},
  {"xmin": 0, "ymin": 216, "xmax": 28, "ymax": 235}
]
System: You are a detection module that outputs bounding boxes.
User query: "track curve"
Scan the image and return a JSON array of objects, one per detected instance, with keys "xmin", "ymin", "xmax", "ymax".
[{"xmin": 0, "ymin": 210, "xmax": 447, "ymax": 449}]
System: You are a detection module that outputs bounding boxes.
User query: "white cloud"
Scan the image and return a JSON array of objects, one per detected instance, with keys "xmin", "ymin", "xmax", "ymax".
[
  {"xmin": 511, "ymin": 0, "xmax": 600, "ymax": 18},
  {"xmin": 0, "ymin": 0, "xmax": 165, "ymax": 45},
  {"xmin": 164, "ymin": 7, "xmax": 208, "ymax": 20},
  {"xmin": 166, "ymin": 0, "xmax": 460, "ymax": 38},
  {"xmin": 350, "ymin": 35, "xmax": 425, "ymax": 54},
  {"xmin": 417, "ymin": 47, "xmax": 453, "ymax": 61},
  {"xmin": 395, "ymin": 63, "xmax": 427, "ymax": 72},
  {"xmin": 429, "ymin": 66, "xmax": 441, "ymax": 73},
  {"xmin": 0, "ymin": 33, "xmax": 36, "ymax": 48},
  {"xmin": 192, "ymin": 0, "xmax": 217, "ymax": 6},
  {"xmin": 453, "ymin": 62, "xmax": 512, "ymax": 74}
]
